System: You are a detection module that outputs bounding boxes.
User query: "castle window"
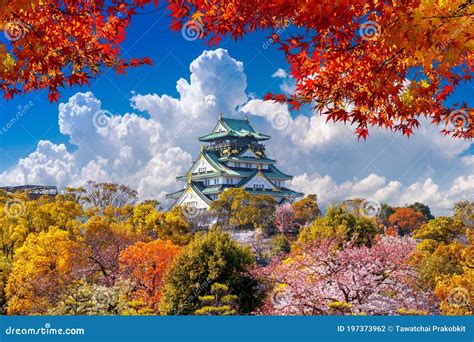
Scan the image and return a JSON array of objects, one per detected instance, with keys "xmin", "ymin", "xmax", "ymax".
[
  {"xmin": 198, "ymin": 167, "xmax": 206, "ymax": 173},
  {"xmin": 245, "ymin": 163, "xmax": 251, "ymax": 168},
  {"xmin": 253, "ymin": 184, "xmax": 264, "ymax": 189}
]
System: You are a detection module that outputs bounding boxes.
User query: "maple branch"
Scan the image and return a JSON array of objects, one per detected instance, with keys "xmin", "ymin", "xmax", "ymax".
[
  {"xmin": 10, "ymin": 12, "xmax": 41, "ymax": 38},
  {"xmin": 375, "ymin": 48, "xmax": 405, "ymax": 74}
]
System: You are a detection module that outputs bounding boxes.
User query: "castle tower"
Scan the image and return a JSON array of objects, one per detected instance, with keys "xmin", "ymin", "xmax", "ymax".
[{"xmin": 166, "ymin": 114, "xmax": 303, "ymax": 209}]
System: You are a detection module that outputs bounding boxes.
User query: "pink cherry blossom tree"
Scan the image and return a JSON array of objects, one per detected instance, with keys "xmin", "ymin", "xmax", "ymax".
[{"xmin": 252, "ymin": 236, "xmax": 438, "ymax": 315}]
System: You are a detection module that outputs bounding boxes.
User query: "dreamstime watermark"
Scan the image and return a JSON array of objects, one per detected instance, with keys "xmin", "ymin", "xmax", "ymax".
[
  {"xmin": 359, "ymin": 199, "xmax": 381, "ymax": 218},
  {"xmin": 172, "ymin": 117, "xmax": 198, "ymax": 139},
  {"xmin": 270, "ymin": 113, "xmax": 292, "ymax": 131},
  {"xmin": 181, "ymin": 20, "xmax": 204, "ymax": 41},
  {"xmin": 359, "ymin": 21, "xmax": 382, "ymax": 41},
  {"xmin": 270, "ymin": 285, "xmax": 291, "ymax": 308},
  {"xmin": 0, "ymin": 101, "xmax": 34, "ymax": 135},
  {"xmin": 262, "ymin": 16, "xmax": 298, "ymax": 49},
  {"xmin": 447, "ymin": 109, "xmax": 470, "ymax": 133},
  {"xmin": 182, "ymin": 205, "xmax": 205, "ymax": 219},
  {"xmin": 447, "ymin": 287, "xmax": 470, "ymax": 307},
  {"xmin": 4, "ymin": 322, "xmax": 85, "ymax": 336},
  {"xmin": 92, "ymin": 109, "xmax": 113, "ymax": 129},
  {"xmin": 3, "ymin": 21, "xmax": 26, "ymax": 41},
  {"xmin": 432, "ymin": 15, "xmax": 474, "ymax": 55},
  {"xmin": 3, "ymin": 198, "xmax": 26, "ymax": 219}
]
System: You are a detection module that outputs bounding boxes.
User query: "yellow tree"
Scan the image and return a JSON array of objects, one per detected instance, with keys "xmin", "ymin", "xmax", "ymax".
[
  {"xmin": 6, "ymin": 227, "xmax": 86, "ymax": 314},
  {"xmin": 210, "ymin": 188, "xmax": 276, "ymax": 232},
  {"xmin": 434, "ymin": 228, "xmax": 473, "ymax": 315}
]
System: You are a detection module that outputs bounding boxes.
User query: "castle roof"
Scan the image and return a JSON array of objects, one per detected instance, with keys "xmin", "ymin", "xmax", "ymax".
[
  {"xmin": 177, "ymin": 150, "xmax": 293, "ymax": 180},
  {"xmin": 199, "ymin": 115, "xmax": 270, "ymax": 142}
]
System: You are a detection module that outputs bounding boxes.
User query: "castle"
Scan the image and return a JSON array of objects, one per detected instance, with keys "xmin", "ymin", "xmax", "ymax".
[{"xmin": 166, "ymin": 114, "xmax": 303, "ymax": 209}]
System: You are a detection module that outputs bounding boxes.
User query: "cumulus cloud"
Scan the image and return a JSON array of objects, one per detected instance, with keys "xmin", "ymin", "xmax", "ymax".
[
  {"xmin": 290, "ymin": 173, "xmax": 473, "ymax": 216},
  {"xmin": 0, "ymin": 92, "xmax": 192, "ymax": 203},
  {"xmin": 0, "ymin": 49, "xmax": 471, "ymax": 214}
]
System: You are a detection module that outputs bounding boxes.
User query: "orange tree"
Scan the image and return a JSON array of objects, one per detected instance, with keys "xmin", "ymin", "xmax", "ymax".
[
  {"xmin": 1, "ymin": 0, "xmax": 472, "ymax": 137},
  {"xmin": 389, "ymin": 207, "xmax": 426, "ymax": 236},
  {"xmin": 119, "ymin": 239, "xmax": 182, "ymax": 313}
]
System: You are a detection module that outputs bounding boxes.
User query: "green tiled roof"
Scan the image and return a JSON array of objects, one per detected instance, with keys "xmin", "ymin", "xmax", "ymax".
[
  {"xmin": 219, "ymin": 155, "xmax": 276, "ymax": 163},
  {"xmin": 166, "ymin": 188, "xmax": 185, "ymax": 199},
  {"xmin": 199, "ymin": 116, "xmax": 270, "ymax": 141},
  {"xmin": 245, "ymin": 188, "xmax": 304, "ymax": 197},
  {"xmin": 267, "ymin": 164, "xmax": 293, "ymax": 180},
  {"xmin": 177, "ymin": 151, "xmax": 293, "ymax": 180}
]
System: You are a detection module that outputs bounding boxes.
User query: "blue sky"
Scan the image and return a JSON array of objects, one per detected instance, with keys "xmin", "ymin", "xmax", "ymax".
[
  {"xmin": 0, "ymin": 11, "xmax": 293, "ymax": 169},
  {"xmin": 0, "ymin": 6, "xmax": 472, "ymax": 214}
]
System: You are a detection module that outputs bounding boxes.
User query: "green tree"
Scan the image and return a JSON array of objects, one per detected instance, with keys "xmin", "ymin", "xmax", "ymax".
[
  {"xmin": 298, "ymin": 205, "xmax": 378, "ymax": 247},
  {"xmin": 408, "ymin": 202, "xmax": 434, "ymax": 220},
  {"xmin": 413, "ymin": 216, "xmax": 468, "ymax": 290},
  {"xmin": 48, "ymin": 280, "xmax": 138, "ymax": 315},
  {"xmin": 414, "ymin": 217, "xmax": 465, "ymax": 248},
  {"xmin": 159, "ymin": 229, "xmax": 259, "ymax": 315},
  {"xmin": 377, "ymin": 203, "xmax": 395, "ymax": 227}
]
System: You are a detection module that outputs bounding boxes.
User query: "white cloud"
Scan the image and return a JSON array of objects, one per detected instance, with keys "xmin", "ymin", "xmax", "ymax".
[
  {"xmin": 272, "ymin": 68, "xmax": 288, "ymax": 78},
  {"xmin": 0, "ymin": 49, "xmax": 471, "ymax": 214},
  {"xmin": 290, "ymin": 173, "xmax": 473, "ymax": 216}
]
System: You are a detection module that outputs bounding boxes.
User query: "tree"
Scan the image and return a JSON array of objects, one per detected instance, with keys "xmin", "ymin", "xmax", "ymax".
[
  {"xmin": 434, "ymin": 270, "xmax": 473, "ymax": 315},
  {"xmin": 210, "ymin": 188, "xmax": 276, "ymax": 232},
  {"xmin": 389, "ymin": 207, "xmax": 426, "ymax": 236},
  {"xmin": 298, "ymin": 205, "xmax": 378, "ymax": 247},
  {"xmin": 274, "ymin": 204, "xmax": 298, "ymax": 234},
  {"xmin": 3, "ymin": 1, "xmax": 471, "ymax": 137},
  {"xmin": 377, "ymin": 203, "xmax": 396, "ymax": 228},
  {"xmin": 253, "ymin": 236, "xmax": 437, "ymax": 315},
  {"xmin": 159, "ymin": 229, "xmax": 259, "ymax": 315},
  {"xmin": 408, "ymin": 202, "xmax": 434, "ymax": 220},
  {"xmin": 453, "ymin": 201, "xmax": 474, "ymax": 229},
  {"xmin": 79, "ymin": 215, "xmax": 138, "ymax": 286},
  {"xmin": 76, "ymin": 181, "xmax": 138, "ymax": 211},
  {"xmin": 119, "ymin": 239, "xmax": 182, "ymax": 313},
  {"xmin": 413, "ymin": 216, "xmax": 468, "ymax": 289},
  {"xmin": 49, "ymin": 280, "xmax": 135, "ymax": 315},
  {"xmin": 291, "ymin": 195, "xmax": 321, "ymax": 227},
  {"xmin": 0, "ymin": 0, "xmax": 152, "ymax": 102},
  {"xmin": 6, "ymin": 228, "xmax": 86, "ymax": 314},
  {"xmin": 193, "ymin": 283, "xmax": 238, "ymax": 316},
  {"xmin": 171, "ymin": 0, "xmax": 473, "ymax": 138},
  {"xmin": 140, "ymin": 207, "xmax": 191, "ymax": 245},
  {"xmin": 0, "ymin": 193, "xmax": 83, "ymax": 260},
  {"xmin": 414, "ymin": 217, "xmax": 465, "ymax": 247}
]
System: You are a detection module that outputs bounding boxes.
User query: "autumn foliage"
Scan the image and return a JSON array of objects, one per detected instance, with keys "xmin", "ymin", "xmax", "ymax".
[
  {"xmin": 119, "ymin": 240, "xmax": 181, "ymax": 312},
  {"xmin": 389, "ymin": 207, "xmax": 427, "ymax": 236},
  {"xmin": 0, "ymin": 184, "xmax": 472, "ymax": 316},
  {"xmin": 1, "ymin": 0, "xmax": 472, "ymax": 137}
]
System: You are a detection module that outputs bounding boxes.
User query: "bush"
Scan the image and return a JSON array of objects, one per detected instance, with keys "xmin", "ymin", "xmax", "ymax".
[{"xmin": 159, "ymin": 229, "xmax": 261, "ymax": 315}]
